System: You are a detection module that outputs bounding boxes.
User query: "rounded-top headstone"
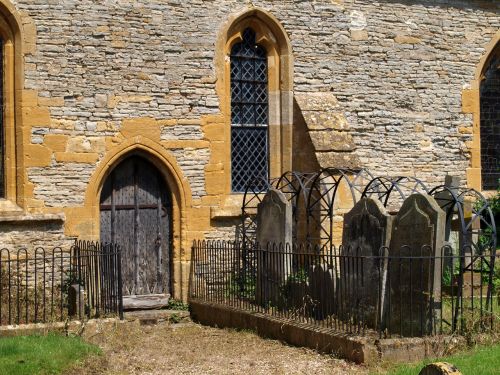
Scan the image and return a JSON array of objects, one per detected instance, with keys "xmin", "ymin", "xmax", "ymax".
[{"xmin": 418, "ymin": 362, "xmax": 462, "ymax": 375}]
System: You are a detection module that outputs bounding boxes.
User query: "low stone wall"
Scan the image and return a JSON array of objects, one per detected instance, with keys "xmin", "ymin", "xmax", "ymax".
[{"xmin": 189, "ymin": 300, "xmax": 466, "ymax": 364}]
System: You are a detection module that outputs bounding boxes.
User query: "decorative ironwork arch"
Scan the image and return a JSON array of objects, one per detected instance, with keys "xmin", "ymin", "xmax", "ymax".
[
  {"xmin": 429, "ymin": 186, "xmax": 497, "ymax": 254},
  {"xmin": 241, "ymin": 171, "xmax": 316, "ymax": 246},
  {"xmin": 361, "ymin": 176, "xmax": 429, "ymax": 212},
  {"xmin": 429, "ymin": 185, "xmax": 497, "ymax": 324},
  {"xmin": 241, "ymin": 169, "xmax": 496, "ymax": 267},
  {"xmin": 305, "ymin": 168, "xmax": 374, "ymax": 249}
]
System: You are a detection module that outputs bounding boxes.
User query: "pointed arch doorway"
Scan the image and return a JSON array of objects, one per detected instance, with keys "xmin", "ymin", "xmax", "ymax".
[{"xmin": 100, "ymin": 155, "xmax": 172, "ymax": 308}]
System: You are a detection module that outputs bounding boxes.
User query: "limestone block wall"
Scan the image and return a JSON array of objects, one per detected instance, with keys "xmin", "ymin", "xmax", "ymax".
[{"xmin": 0, "ymin": 0, "xmax": 497, "ymax": 296}]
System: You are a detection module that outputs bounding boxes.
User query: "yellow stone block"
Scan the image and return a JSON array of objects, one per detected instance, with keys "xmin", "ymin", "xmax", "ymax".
[
  {"xmin": 458, "ymin": 126, "xmax": 472, "ymax": 134},
  {"xmin": 160, "ymin": 140, "xmax": 210, "ymax": 149},
  {"xmin": 96, "ymin": 25, "xmax": 109, "ymax": 33},
  {"xmin": 24, "ymin": 181, "xmax": 35, "ymax": 197},
  {"xmin": 25, "ymin": 144, "xmax": 52, "ymax": 167},
  {"xmin": 64, "ymin": 207, "xmax": 95, "ymax": 237},
  {"xmin": 201, "ymin": 195, "xmax": 221, "ymax": 206},
  {"xmin": 38, "ymin": 97, "xmax": 65, "ymax": 107},
  {"xmin": 205, "ymin": 163, "xmax": 223, "ymax": 172},
  {"xmin": 96, "ymin": 121, "xmax": 115, "ymax": 132},
  {"xmin": 23, "ymin": 42, "xmax": 36, "ymax": 55},
  {"xmin": 26, "ymin": 198, "xmax": 45, "ymax": 209},
  {"xmin": 394, "ymin": 34, "xmax": 421, "ymax": 44},
  {"xmin": 351, "ymin": 29, "xmax": 368, "ymax": 41},
  {"xmin": 188, "ymin": 207, "xmax": 211, "ymax": 230},
  {"xmin": 137, "ymin": 72, "xmax": 150, "ymax": 80},
  {"xmin": 158, "ymin": 119, "xmax": 177, "ymax": 127},
  {"xmin": 205, "ymin": 170, "xmax": 226, "ymax": 195},
  {"xmin": 54, "ymin": 152, "xmax": 99, "ymax": 163},
  {"xmin": 23, "ymin": 106, "xmax": 51, "ymax": 127},
  {"xmin": 466, "ymin": 168, "xmax": 481, "ymax": 190},
  {"xmin": 22, "ymin": 90, "xmax": 38, "ymax": 107},
  {"xmin": 178, "ymin": 119, "xmax": 201, "ymax": 125},
  {"xmin": 470, "ymin": 147, "xmax": 481, "ymax": 168},
  {"xmin": 414, "ymin": 124, "xmax": 424, "ymax": 132},
  {"xmin": 461, "ymin": 89, "xmax": 478, "ymax": 114},
  {"xmin": 121, "ymin": 117, "xmax": 160, "ymax": 141},
  {"xmin": 465, "ymin": 136, "xmax": 480, "ymax": 150},
  {"xmin": 23, "ymin": 23, "xmax": 37, "ymax": 46},
  {"xmin": 105, "ymin": 136, "xmax": 123, "ymax": 150},
  {"xmin": 111, "ymin": 40, "xmax": 126, "ymax": 48},
  {"xmin": 203, "ymin": 123, "xmax": 225, "ymax": 141},
  {"xmin": 43, "ymin": 134, "xmax": 68, "ymax": 152},
  {"xmin": 201, "ymin": 114, "xmax": 225, "ymax": 126},
  {"xmin": 67, "ymin": 136, "xmax": 106, "ymax": 153},
  {"xmin": 209, "ymin": 141, "xmax": 226, "ymax": 164},
  {"xmin": 49, "ymin": 118, "xmax": 75, "ymax": 130}
]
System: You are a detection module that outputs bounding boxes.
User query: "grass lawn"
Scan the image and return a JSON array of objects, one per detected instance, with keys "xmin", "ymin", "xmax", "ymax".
[
  {"xmin": 0, "ymin": 334, "xmax": 101, "ymax": 375},
  {"xmin": 383, "ymin": 343, "xmax": 500, "ymax": 375}
]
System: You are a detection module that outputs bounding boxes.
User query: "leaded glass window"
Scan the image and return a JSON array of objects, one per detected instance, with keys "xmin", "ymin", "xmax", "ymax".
[
  {"xmin": 480, "ymin": 49, "xmax": 500, "ymax": 190},
  {"xmin": 0, "ymin": 38, "xmax": 4, "ymax": 198},
  {"xmin": 230, "ymin": 28, "xmax": 269, "ymax": 192}
]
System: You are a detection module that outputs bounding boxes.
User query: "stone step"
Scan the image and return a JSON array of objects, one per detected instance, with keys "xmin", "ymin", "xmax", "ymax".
[{"xmin": 124, "ymin": 309, "xmax": 191, "ymax": 325}]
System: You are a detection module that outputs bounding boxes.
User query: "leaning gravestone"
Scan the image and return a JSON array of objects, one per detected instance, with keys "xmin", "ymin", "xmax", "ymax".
[
  {"xmin": 255, "ymin": 189, "xmax": 293, "ymax": 306},
  {"xmin": 341, "ymin": 198, "xmax": 393, "ymax": 329},
  {"xmin": 388, "ymin": 194, "xmax": 445, "ymax": 337},
  {"xmin": 433, "ymin": 176, "xmax": 461, "ymax": 275}
]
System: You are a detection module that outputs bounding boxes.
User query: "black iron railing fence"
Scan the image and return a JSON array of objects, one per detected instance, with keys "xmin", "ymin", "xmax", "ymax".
[
  {"xmin": 0, "ymin": 240, "xmax": 122, "ymax": 326},
  {"xmin": 190, "ymin": 240, "xmax": 499, "ymax": 338}
]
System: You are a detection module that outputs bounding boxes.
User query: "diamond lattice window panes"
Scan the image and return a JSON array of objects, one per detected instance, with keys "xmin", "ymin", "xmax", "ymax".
[
  {"xmin": 230, "ymin": 28, "xmax": 269, "ymax": 192},
  {"xmin": 480, "ymin": 50, "xmax": 500, "ymax": 191}
]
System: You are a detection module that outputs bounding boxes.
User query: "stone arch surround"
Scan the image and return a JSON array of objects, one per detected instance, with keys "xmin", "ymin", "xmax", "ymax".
[
  {"xmin": 215, "ymin": 6, "xmax": 294, "ymax": 199},
  {"xmin": 81, "ymin": 136, "xmax": 194, "ymax": 299},
  {"xmin": 463, "ymin": 31, "xmax": 500, "ymax": 192}
]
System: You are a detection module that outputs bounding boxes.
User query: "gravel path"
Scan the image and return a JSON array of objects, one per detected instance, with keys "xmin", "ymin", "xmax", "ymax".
[{"xmin": 72, "ymin": 321, "xmax": 368, "ymax": 375}]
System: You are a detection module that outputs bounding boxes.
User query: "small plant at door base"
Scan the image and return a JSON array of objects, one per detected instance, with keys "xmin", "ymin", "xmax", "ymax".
[
  {"xmin": 169, "ymin": 313, "xmax": 182, "ymax": 323},
  {"xmin": 168, "ymin": 299, "xmax": 189, "ymax": 311}
]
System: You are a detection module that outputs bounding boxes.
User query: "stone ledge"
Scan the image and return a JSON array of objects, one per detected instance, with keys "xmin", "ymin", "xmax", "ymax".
[
  {"xmin": 0, "ymin": 212, "xmax": 65, "ymax": 223},
  {"xmin": 190, "ymin": 300, "xmax": 466, "ymax": 365},
  {"xmin": 190, "ymin": 299, "xmax": 377, "ymax": 364},
  {"xmin": 210, "ymin": 206, "xmax": 242, "ymax": 219}
]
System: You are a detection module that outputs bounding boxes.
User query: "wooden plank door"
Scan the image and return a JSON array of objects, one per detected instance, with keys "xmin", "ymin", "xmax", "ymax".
[{"xmin": 100, "ymin": 156, "xmax": 171, "ymax": 298}]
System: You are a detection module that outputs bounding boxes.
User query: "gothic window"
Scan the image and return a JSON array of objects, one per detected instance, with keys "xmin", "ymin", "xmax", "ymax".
[
  {"xmin": 0, "ymin": 37, "xmax": 4, "ymax": 198},
  {"xmin": 480, "ymin": 48, "xmax": 500, "ymax": 190},
  {"xmin": 230, "ymin": 28, "xmax": 269, "ymax": 192}
]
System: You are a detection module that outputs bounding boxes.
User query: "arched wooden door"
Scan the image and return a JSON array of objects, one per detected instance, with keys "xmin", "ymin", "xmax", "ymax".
[{"xmin": 100, "ymin": 156, "xmax": 171, "ymax": 307}]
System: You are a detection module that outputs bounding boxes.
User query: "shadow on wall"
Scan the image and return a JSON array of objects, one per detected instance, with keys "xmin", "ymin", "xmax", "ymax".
[{"xmin": 293, "ymin": 98, "xmax": 320, "ymax": 174}]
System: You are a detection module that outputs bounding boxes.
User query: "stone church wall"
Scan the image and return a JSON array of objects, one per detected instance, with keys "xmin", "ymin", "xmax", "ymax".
[{"xmin": 0, "ymin": 0, "xmax": 497, "ymax": 296}]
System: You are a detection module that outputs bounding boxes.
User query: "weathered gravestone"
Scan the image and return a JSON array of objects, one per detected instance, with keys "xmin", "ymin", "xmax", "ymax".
[
  {"xmin": 388, "ymin": 194, "xmax": 445, "ymax": 337},
  {"xmin": 308, "ymin": 262, "xmax": 336, "ymax": 319},
  {"xmin": 340, "ymin": 198, "xmax": 393, "ymax": 329},
  {"xmin": 255, "ymin": 189, "xmax": 293, "ymax": 306},
  {"xmin": 434, "ymin": 176, "xmax": 461, "ymax": 272}
]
